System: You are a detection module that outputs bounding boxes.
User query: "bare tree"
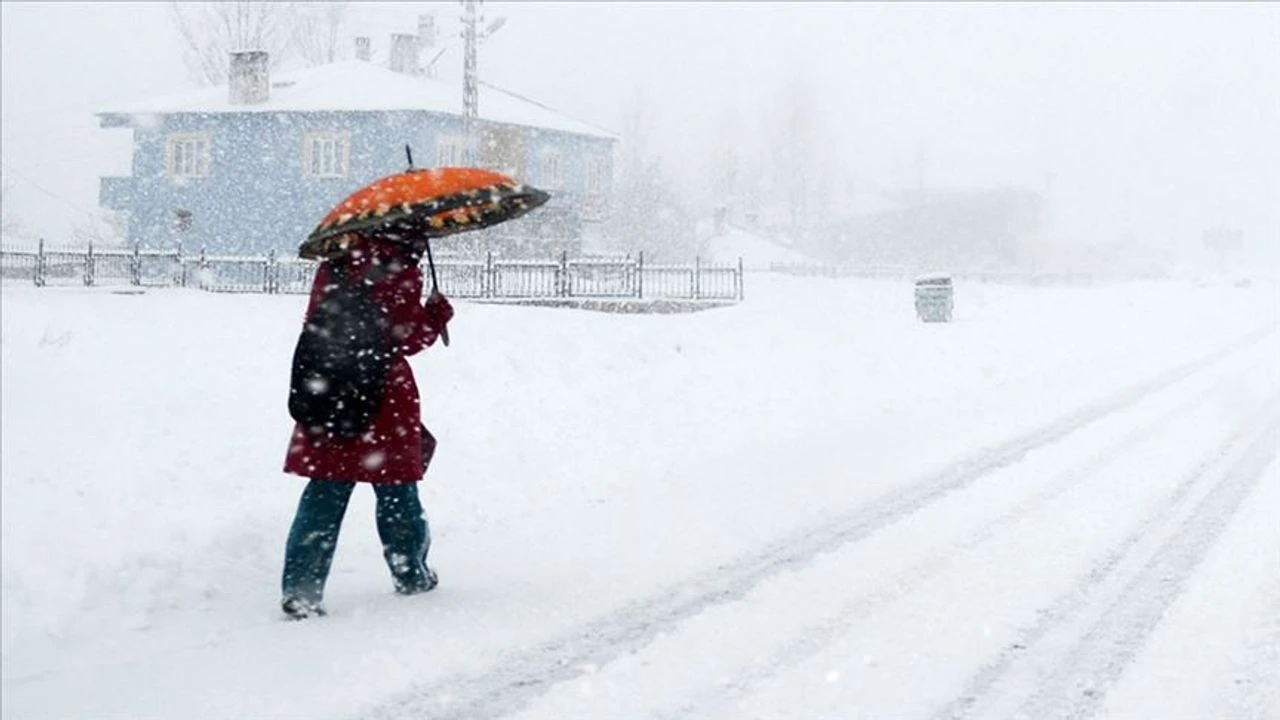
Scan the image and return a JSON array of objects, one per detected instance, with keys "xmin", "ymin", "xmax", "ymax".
[
  {"xmin": 291, "ymin": 2, "xmax": 351, "ymax": 67},
  {"xmin": 169, "ymin": 1, "xmax": 297, "ymax": 86},
  {"xmin": 605, "ymin": 87, "xmax": 697, "ymax": 261},
  {"xmin": 701, "ymin": 105, "xmax": 768, "ymax": 232},
  {"xmin": 702, "ymin": 108, "xmax": 742, "ymax": 216},
  {"xmin": 769, "ymin": 71, "xmax": 830, "ymax": 240}
]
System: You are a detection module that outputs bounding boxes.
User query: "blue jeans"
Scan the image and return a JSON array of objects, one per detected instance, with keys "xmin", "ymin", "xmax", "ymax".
[{"xmin": 282, "ymin": 479, "xmax": 432, "ymax": 605}]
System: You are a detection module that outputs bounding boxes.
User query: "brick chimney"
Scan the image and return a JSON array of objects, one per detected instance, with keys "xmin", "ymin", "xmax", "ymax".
[
  {"xmin": 418, "ymin": 14, "xmax": 436, "ymax": 49},
  {"xmin": 354, "ymin": 36, "xmax": 371, "ymax": 62},
  {"xmin": 388, "ymin": 33, "xmax": 421, "ymax": 75},
  {"xmin": 228, "ymin": 50, "xmax": 269, "ymax": 105}
]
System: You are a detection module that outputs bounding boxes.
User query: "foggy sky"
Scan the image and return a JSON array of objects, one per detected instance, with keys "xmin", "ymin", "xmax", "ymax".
[{"xmin": 2, "ymin": 1, "xmax": 1277, "ymax": 266}]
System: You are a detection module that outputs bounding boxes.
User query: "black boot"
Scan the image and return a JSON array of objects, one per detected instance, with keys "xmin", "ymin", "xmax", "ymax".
[
  {"xmin": 281, "ymin": 596, "xmax": 328, "ymax": 620},
  {"xmin": 394, "ymin": 566, "xmax": 438, "ymax": 596}
]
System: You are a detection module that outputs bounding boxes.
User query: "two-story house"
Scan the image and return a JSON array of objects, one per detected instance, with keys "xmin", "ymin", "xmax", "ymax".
[{"xmin": 97, "ymin": 42, "xmax": 616, "ymax": 256}]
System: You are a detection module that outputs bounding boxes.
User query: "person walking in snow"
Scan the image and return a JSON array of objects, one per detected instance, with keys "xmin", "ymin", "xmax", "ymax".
[{"xmin": 280, "ymin": 232, "xmax": 453, "ymax": 620}]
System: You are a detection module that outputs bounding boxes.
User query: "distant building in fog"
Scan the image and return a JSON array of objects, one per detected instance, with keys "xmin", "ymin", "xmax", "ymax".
[{"xmin": 817, "ymin": 186, "xmax": 1046, "ymax": 273}]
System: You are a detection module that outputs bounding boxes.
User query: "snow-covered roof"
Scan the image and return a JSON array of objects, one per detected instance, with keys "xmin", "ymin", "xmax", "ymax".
[
  {"xmin": 707, "ymin": 225, "xmax": 818, "ymax": 270},
  {"xmin": 99, "ymin": 61, "xmax": 617, "ymax": 140}
]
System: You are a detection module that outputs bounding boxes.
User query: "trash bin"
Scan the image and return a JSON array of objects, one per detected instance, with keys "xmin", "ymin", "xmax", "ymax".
[{"xmin": 915, "ymin": 273, "xmax": 953, "ymax": 322}]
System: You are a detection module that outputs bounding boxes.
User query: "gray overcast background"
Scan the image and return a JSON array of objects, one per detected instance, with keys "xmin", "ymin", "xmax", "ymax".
[{"xmin": 2, "ymin": 2, "xmax": 1277, "ymax": 267}]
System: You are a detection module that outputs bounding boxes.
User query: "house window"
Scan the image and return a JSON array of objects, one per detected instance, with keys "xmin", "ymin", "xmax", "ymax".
[
  {"xmin": 437, "ymin": 137, "xmax": 459, "ymax": 166},
  {"xmin": 540, "ymin": 151, "xmax": 563, "ymax": 188},
  {"xmin": 586, "ymin": 156, "xmax": 609, "ymax": 194},
  {"xmin": 166, "ymin": 133, "xmax": 212, "ymax": 179},
  {"xmin": 436, "ymin": 136, "xmax": 472, "ymax": 167},
  {"xmin": 303, "ymin": 131, "xmax": 350, "ymax": 178}
]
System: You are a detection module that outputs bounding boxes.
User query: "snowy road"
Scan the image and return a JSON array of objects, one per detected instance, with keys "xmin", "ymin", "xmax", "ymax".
[
  {"xmin": 362, "ymin": 327, "xmax": 1280, "ymax": 720},
  {"xmin": 3, "ymin": 279, "xmax": 1278, "ymax": 720}
]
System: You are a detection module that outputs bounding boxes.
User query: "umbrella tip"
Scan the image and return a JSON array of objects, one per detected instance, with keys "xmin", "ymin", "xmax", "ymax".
[
  {"xmin": 528, "ymin": 187, "xmax": 552, "ymax": 207},
  {"xmin": 405, "ymin": 144, "xmax": 414, "ymax": 170}
]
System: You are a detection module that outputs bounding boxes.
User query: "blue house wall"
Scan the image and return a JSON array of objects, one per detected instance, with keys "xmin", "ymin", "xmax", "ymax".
[{"xmin": 99, "ymin": 110, "xmax": 614, "ymax": 255}]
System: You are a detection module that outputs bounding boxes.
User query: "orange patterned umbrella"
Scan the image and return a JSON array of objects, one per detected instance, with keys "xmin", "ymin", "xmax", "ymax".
[{"xmin": 299, "ymin": 154, "xmax": 550, "ymax": 261}]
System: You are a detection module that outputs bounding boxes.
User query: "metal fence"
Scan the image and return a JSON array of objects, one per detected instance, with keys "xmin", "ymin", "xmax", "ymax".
[
  {"xmin": 0, "ymin": 242, "xmax": 187, "ymax": 287},
  {"xmin": 766, "ymin": 261, "xmax": 1173, "ymax": 286},
  {"xmin": 1, "ymin": 241, "xmax": 744, "ymax": 302}
]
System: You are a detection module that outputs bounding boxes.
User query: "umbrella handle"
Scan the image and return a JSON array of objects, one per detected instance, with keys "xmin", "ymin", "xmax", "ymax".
[{"xmin": 424, "ymin": 238, "xmax": 450, "ymax": 347}]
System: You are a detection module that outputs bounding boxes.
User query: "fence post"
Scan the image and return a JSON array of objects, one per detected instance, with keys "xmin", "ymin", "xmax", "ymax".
[
  {"xmin": 693, "ymin": 256, "xmax": 701, "ymax": 300},
  {"xmin": 738, "ymin": 257, "xmax": 745, "ymax": 301},
  {"xmin": 636, "ymin": 251, "xmax": 644, "ymax": 299},
  {"xmin": 84, "ymin": 242, "xmax": 95, "ymax": 286},
  {"xmin": 131, "ymin": 241, "xmax": 142, "ymax": 286},
  {"xmin": 559, "ymin": 249, "xmax": 569, "ymax": 297},
  {"xmin": 485, "ymin": 251, "xmax": 494, "ymax": 298},
  {"xmin": 34, "ymin": 238, "xmax": 46, "ymax": 287},
  {"xmin": 198, "ymin": 247, "xmax": 208, "ymax": 290},
  {"xmin": 266, "ymin": 248, "xmax": 278, "ymax": 294},
  {"xmin": 174, "ymin": 242, "xmax": 185, "ymax": 287}
]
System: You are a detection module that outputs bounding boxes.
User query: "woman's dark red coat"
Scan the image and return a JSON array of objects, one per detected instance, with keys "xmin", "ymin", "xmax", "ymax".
[{"xmin": 283, "ymin": 237, "xmax": 450, "ymax": 484}]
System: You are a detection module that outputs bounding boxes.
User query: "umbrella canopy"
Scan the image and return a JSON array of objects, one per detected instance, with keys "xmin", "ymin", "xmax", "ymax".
[{"xmin": 300, "ymin": 166, "xmax": 551, "ymax": 260}]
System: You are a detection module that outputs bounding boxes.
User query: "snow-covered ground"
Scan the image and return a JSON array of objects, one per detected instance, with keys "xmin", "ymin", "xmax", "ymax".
[{"xmin": 2, "ymin": 274, "xmax": 1277, "ymax": 720}]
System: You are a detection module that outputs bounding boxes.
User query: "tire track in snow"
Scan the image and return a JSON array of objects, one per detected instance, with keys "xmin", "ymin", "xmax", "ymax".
[
  {"xmin": 1221, "ymin": 571, "xmax": 1280, "ymax": 720},
  {"xmin": 657, "ymin": 357, "xmax": 1273, "ymax": 720},
  {"xmin": 935, "ymin": 400, "xmax": 1280, "ymax": 720},
  {"xmin": 1019, "ymin": 414, "xmax": 1280, "ymax": 720},
  {"xmin": 359, "ymin": 326, "xmax": 1275, "ymax": 720}
]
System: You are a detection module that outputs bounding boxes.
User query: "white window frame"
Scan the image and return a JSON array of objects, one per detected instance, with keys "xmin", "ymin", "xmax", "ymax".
[
  {"xmin": 436, "ymin": 135, "xmax": 473, "ymax": 167},
  {"xmin": 586, "ymin": 155, "xmax": 609, "ymax": 194},
  {"xmin": 165, "ymin": 132, "xmax": 212, "ymax": 180},
  {"xmin": 302, "ymin": 131, "xmax": 351, "ymax": 179},
  {"xmin": 540, "ymin": 150, "xmax": 563, "ymax": 189}
]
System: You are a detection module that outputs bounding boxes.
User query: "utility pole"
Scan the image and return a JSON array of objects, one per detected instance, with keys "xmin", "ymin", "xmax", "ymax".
[
  {"xmin": 460, "ymin": 0, "xmax": 505, "ymax": 165},
  {"xmin": 461, "ymin": 0, "xmax": 480, "ymax": 163},
  {"xmin": 461, "ymin": 1, "xmax": 479, "ymax": 122}
]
